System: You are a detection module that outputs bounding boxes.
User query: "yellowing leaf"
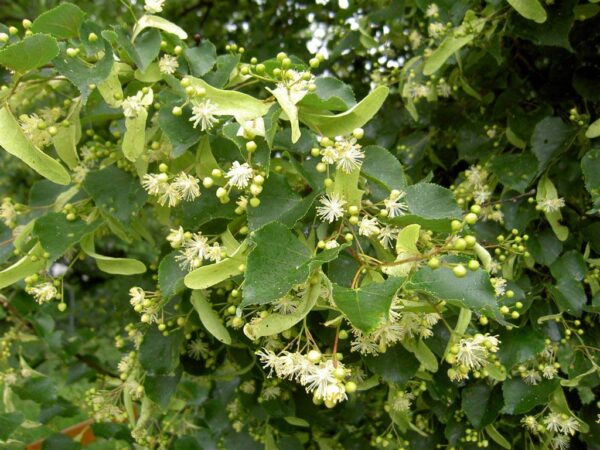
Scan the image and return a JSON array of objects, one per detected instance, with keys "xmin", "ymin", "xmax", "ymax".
[
  {"xmin": 80, "ymin": 234, "xmax": 146, "ymax": 275},
  {"xmin": 190, "ymin": 291, "xmax": 232, "ymax": 344},
  {"xmin": 300, "ymin": 86, "xmax": 389, "ymax": 137},
  {"xmin": 132, "ymin": 15, "xmax": 188, "ymax": 41},
  {"xmin": 188, "ymin": 77, "xmax": 272, "ymax": 122},
  {"xmin": 122, "ymin": 109, "xmax": 148, "ymax": 162},
  {"xmin": 585, "ymin": 117, "xmax": 600, "ymax": 139},
  {"xmin": 0, "ymin": 106, "xmax": 70, "ymax": 185},
  {"xmin": 507, "ymin": 0, "xmax": 547, "ymax": 24}
]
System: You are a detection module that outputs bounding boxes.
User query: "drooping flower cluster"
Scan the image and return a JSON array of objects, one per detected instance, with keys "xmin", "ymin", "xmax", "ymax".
[
  {"xmin": 167, "ymin": 228, "xmax": 224, "ymax": 271},
  {"xmin": 521, "ymin": 411, "xmax": 582, "ymax": 450},
  {"xmin": 446, "ymin": 333, "xmax": 500, "ymax": 382},
  {"xmin": 122, "ymin": 89, "xmax": 154, "ymax": 119},
  {"xmin": 319, "ymin": 135, "xmax": 365, "ymax": 174},
  {"xmin": 27, "ymin": 282, "xmax": 59, "ymax": 304},
  {"xmin": 128, "ymin": 287, "xmax": 161, "ymax": 324},
  {"xmin": 349, "ymin": 297, "xmax": 440, "ymax": 355},
  {"xmin": 453, "ymin": 165, "xmax": 504, "ymax": 223},
  {"xmin": 514, "ymin": 340, "xmax": 560, "ymax": 386},
  {"xmin": 142, "ymin": 171, "xmax": 201, "ymax": 206},
  {"xmin": 257, "ymin": 349, "xmax": 351, "ymax": 407},
  {"xmin": 19, "ymin": 113, "xmax": 54, "ymax": 148}
]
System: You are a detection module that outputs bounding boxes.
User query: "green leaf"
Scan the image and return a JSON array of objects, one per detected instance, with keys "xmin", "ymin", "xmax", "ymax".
[
  {"xmin": 299, "ymin": 77, "xmax": 356, "ymax": 111},
  {"xmin": 507, "ymin": 0, "xmax": 547, "ymax": 23},
  {"xmin": 284, "ymin": 416, "xmax": 310, "ymax": 427},
  {"xmin": 531, "ymin": 117, "xmax": 576, "ymax": 171},
  {"xmin": 550, "ymin": 250, "xmax": 586, "ymax": 282},
  {"xmin": 484, "ymin": 424, "xmax": 511, "ymax": 449},
  {"xmin": 509, "ymin": 0, "xmax": 574, "ymax": 51},
  {"xmin": 241, "ymin": 223, "xmax": 311, "ymax": 306},
  {"xmin": 53, "ymin": 38, "xmax": 114, "ymax": 102},
  {"xmin": 80, "ymin": 234, "xmax": 146, "ymax": 275},
  {"xmin": 489, "ymin": 152, "xmax": 538, "ymax": 193},
  {"xmin": 361, "ymin": 145, "xmax": 407, "ymax": 192},
  {"xmin": 33, "ymin": 212, "xmax": 100, "ymax": 260},
  {"xmin": 144, "ymin": 374, "xmax": 180, "ymax": 409},
  {"xmin": 247, "ymin": 173, "xmax": 318, "ymax": 230},
  {"xmin": 139, "ymin": 327, "xmax": 183, "ymax": 375},
  {"xmin": 333, "ymin": 277, "xmax": 404, "ymax": 333},
  {"xmin": 586, "ymin": 118, "xmax": 600, "ymax": 138},
  {"xmin": 82, "ymin": 166, "xmax": 148, "ymax": 226},
  {"xmin": 497, "ymin": 328, "xmax": 545, "ymax": 369},
  {"xmin": 243, "ymin": 274, "xmax": 322, "ymax": 339},
  {"xmin": 409, "ymin": 267, "xmax": 501, "ymax": 318},
  {"xmin": 190, "ymin": 291, "xmax": 232, "ymax": 344},
  {"xmin": 14, "ymin": 377, "xmax": 57, "ymax": 404},
  {"xmin": 388, "ymin": 183, "xmax": 461, "ymax": 231},
  {"xmin": 401, "ymin": 339, "xmax": 438, "ymax": 372},
  {"xmin": 536, "ymin": 175, "xmax": 568, "ymax": 241},
  {"xmin": 104, "ymin": 27, "xmax": 161, "ymax": 72},
  {"xmin": 0, "ymin": 34, "xmax": 59, "ymax": 72},
  {"xmin": 300, "ymin": 86, "xmax": 389, "ymax": 137},
  {"xmin": 184, "ymin": 241, "xmax": 248, "ymax": 290},
  {"xmin": 132, "ymin": 15, "xmax": 188, "ymax": 41},
  {"xmin": 582, "ymin": 148, "xmax": 600, "ymax": 201},
  {"xmin": 501, "ymin": 378, "xmax": 559, "ymax": 414},
  {"xmin": 0, "ymin": 412, "xmax": 23, "ymax": 441},
  {"xmin": 461, "ymin": 383, "xmax": 502, "ymax": 429},
  {"xmin": 363, "ymin": 344, "xmax": 420, "ymax": 385},
  {"xmin": 203, "ymin": 54, "xmax": 240, "ymax": 88},
  {"xmin": 0, "ymin": 244, "xmax": 47, "ymax": 289},
  {"xmin": 549, "ymin": 278, "xmax": 586, "ymax": 317},
  {"xmin": 0, "ymin": 106, "xmax": 70, "ymax": 185},
  {"xmin": 185, "ymin": 41, "xmax": 217, "ymax": 77},
  {"xmin": 159, "ymin": 251, "xmax": 187, "ymax": 298},
  {"xmin": 158, "ymin": 101, "xmax": 201, "ymax": 157},
  {"xmin": 423, "ymin": 35, "xmax": 475, "ymax": 76},
  {"xmin": 42, "ymin": 434, "xmax": 82, "ymax": 450},
  {"xmin": 31, "ymin": 2, "xmax": 86, "ymax": 38},
  {"xmin": 123, "ymin": 109, "xmax": 148, "ymax": 162}
]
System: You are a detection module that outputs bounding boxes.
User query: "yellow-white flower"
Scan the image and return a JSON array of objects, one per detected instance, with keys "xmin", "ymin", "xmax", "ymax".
[
  {"xmin": 158, "ymin": 54, "xmax": 179, "ymax": 75},
  {"xmin": 225, "ymin": 161, "xmax": 253, "ymax": 189},
  {"xmin": 122, "ymin": 89, "xmax": 153, "ymax": 119},
  {"xmin": 316, "ymin": 194, "xmax": 346, "ymax": 223},
  {"xmin": 28, "ymin": 282, "xmax": 58, "ymax": 304},
  {"xmin": 189, "ymin": 99, "xmax": 219, "ymax": 131},
  {"xmin": 172, "ymin": 172, "xmax": 201, "ymax": 201},
  {"xmin": 384, "ymin": 190, "xmax": 409, "ymax": 218},
  {"xmin": 144, "ymin": 0, "xmax": 165, "ymax": 14}
]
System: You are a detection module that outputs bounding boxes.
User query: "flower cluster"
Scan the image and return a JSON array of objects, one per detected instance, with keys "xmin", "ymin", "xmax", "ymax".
[
  {"xmin": 318, "ymin": 134, "xmax": 365, "ymax": 174},
  {"xmin": 257, "ymin": 349, "xmax": 353, "ymax": 407},
  {"xmin": 521, "ymin": 412, "xmax": 582, "ymax": 450},
  {"xmin": 349, "ymin": 297, "xmax": 440, "ymax": 355},
  {"xmin": 446, "ymin": 333, "xmax": 500, "ymax": 382},
  {"xmin": 167, "ymin": 228, "xmax": 224, "ymax": 271},
  {"xmin": 26, "ymin": 282, "xmax": 59, "ymax": 304},
  {"xmin": 122, "ymin": 88, "xmax": 154, "ymax": 119},
  {"xmin": 19, "ymin": 113, "xmax": 55, "ymax": 148},
  {"xmin": 129, "ymin": 287, "xmax": 162, "ymax": 324},
  {"xmin": 142, "ymin": 171, "xmax": 201, "ymax": 206}
]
